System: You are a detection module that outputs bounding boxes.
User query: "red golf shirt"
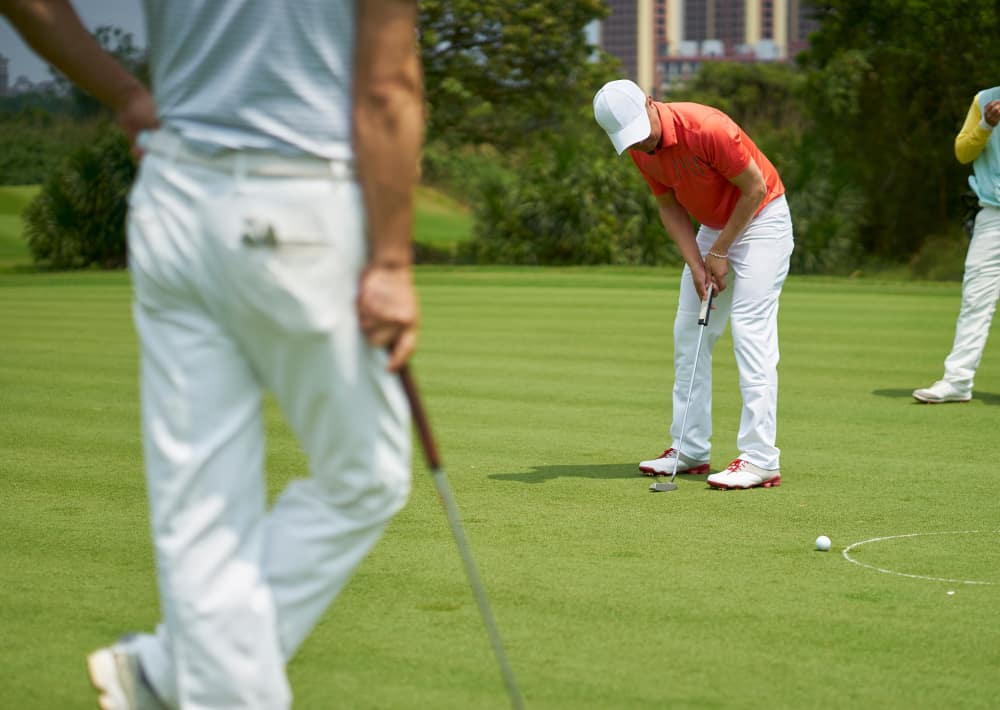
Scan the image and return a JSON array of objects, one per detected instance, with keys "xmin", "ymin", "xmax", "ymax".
[{"xmin": 630, "ymin": 101, "xmax": 785, "ymax": 230}]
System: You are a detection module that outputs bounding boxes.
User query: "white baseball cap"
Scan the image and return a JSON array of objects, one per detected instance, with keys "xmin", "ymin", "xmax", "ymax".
[{"xmin": 593, "ymin": 79, "xmax": 651, "ymax": 155}]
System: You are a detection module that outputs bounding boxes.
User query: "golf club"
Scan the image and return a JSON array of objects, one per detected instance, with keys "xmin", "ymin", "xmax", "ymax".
[
  {"xmin": 399, "ymin": 365, "xmax": 524, "ymax": 710},
  {"xmin": 650, "ymin": 286, "xmax": 716, "ymax": 493}
]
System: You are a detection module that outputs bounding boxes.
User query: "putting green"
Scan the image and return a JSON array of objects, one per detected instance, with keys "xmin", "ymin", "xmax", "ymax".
[
  {"xmin": 2, "ymin": 187, "xmax": 999, "ymax": 707},
  {"xmin": 843, "ymin": 531, "xmax": 1000, "ymax": 585}
]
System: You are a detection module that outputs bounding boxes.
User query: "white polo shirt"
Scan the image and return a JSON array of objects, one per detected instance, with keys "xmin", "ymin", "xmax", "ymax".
[{"xmin": 142, "ymin": 0, "xmax": 355, "ymax": 160}]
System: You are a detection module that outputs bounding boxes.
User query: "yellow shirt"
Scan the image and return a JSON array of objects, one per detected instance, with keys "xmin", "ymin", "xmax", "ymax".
[{"xmin": 955, "ymin": 92, "xmax": 994, "ymax": 165}]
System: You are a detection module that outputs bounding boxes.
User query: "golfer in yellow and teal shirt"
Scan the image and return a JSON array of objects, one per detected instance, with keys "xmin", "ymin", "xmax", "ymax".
[{"xmin": 914, "ymin": 87, "xmax": 1000, "ymax": 403}]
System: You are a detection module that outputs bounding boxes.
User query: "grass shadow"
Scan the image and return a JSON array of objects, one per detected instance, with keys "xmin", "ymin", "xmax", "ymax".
[
  {"xmin": 489, "ymin": 462, "xmax": 710, "ymax": 485},
  {"xmin": 872, "ymin": 388, "xmax": 1000, "ymax": 406}
]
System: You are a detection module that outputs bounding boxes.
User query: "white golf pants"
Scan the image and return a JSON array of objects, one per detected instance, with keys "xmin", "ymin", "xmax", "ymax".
[
  {"xmin": 942, "ymin": 205, "xmax": 1000, "ymax": 392},
  {"xmin": 125, "ymin": 133, "xmax": 411, "ymax": 710},
  {"xmin": 671, "ymin": 196, "xmax": 794, "ymax": 471}
]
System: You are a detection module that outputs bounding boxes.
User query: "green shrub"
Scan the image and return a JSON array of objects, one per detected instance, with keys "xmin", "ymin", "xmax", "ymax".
[
  {"xmin": 784, "ymin": 141, "xmax": 867, "ymax": 275},
  {"xmin": 0, "ymin": 111, "xmax": 104, "ymax": 185},
  {"xmin": 465, "ymin": 124, "xmax": 681, "ymax": 266},
  {"xmin": 23, "ymin": 126, "xmax": 135, "ymax": 269},
  {"xmin": 909, "ymin": 228, "xmax": 970, "ymax": 282},
  {"xmin": 421, "ymin": 140, "xmax": 515, "ymax": 200}
]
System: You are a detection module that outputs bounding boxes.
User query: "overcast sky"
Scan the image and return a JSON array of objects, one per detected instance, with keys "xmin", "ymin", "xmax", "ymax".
[{"xmin": 1, "ymin": 1, "xmax": 146, "ymax": 83}]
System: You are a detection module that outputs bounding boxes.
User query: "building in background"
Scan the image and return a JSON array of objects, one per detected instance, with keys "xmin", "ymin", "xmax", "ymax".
[
  {"xmin": 0, "ymin": 53, "xmax": 55, "ymax": 96},
  {"xmin": 595, "ymin": 0, "xmax": 820, "ymax": 94},
  {"xmin": 601, "ymin": 0, "xmax": 658, "ymax": 93}
]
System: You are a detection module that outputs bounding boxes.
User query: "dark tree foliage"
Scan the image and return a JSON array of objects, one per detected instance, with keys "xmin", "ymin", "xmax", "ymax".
[
  {"xmin": 419, "ymin": 0, "xmax": 618, "ymax": 148},
  {"xmin": 798, "ymin": 0, "xmax": 1000, "ymax": 260},
  {"xmin": 0, "ymin": 110, "xmax": 103, "ymax": 185}
]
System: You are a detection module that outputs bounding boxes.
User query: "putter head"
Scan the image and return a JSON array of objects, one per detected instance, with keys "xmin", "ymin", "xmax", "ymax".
[{"xmin": 649, "ymin": 480, "xmax": 678, "ymax": 492}]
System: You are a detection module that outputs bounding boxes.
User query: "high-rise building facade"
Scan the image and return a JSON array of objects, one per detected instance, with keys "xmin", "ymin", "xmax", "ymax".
[
  {"xmin": 601, "ymin": 0, "xmax": 656, "ymax": 93},
  {"xmin": 596, "ymin": 0, "xmax": 820, "ymax": 94},
  {"xmin": 786, "ymin": 0, "xmax": 819, "ymax": 55},
  {"xmin": 683, "ymin": 0, "xmax": 746, "ymax": 53},
  {"xmin": 602, "ymin": 0, "xmax": 641, "ymax": 83}
]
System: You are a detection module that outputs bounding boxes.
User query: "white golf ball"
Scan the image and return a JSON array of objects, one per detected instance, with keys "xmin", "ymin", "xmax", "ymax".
[{"xmin": 815, "ymin": 535, "xmax": 831, "ymax": 551}]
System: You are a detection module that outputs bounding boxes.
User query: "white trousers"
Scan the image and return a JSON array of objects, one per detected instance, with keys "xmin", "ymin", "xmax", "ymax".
[
  {"xmin": 125, "ymin": 136, "xmax": 411, "ymax": 710},
  {"xmin": 942, "ymin": 205, "xmax": 1000, "ymax": 391},
  {"xmin": 671, "ymin": 196, "xmax": 794, "ymax": 471}
]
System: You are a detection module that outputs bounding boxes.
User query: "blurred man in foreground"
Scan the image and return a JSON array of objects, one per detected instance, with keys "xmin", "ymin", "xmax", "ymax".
[{"xmin": 1, "ymin": 0, "xmax": 423, "ymax": 707}]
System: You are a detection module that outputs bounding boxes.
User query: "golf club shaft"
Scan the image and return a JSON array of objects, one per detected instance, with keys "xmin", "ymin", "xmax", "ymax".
[
  {"xmin": 669, "ymin": 288, "xmax": 715, "ymax": 484},
  {"xmin": 399, "ymin": 365, "xmax": 525, "ymax": 710}
]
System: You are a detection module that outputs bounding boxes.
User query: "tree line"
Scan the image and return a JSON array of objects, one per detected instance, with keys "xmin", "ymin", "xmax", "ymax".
[{"xmin": 5, "ymin": 0, "xmax": 999, "ymax": 276}]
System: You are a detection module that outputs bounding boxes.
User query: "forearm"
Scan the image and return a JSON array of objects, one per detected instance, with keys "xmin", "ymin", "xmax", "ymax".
[
  {"xmin": 657, "ymin": 203, "xmax": 701, "ymax": 267},
  {"xmin": 712, "ymin": 186, "xmax": 766, "ymax": 255},
  {"xmin": 1, "ymin": 0, "xmax": 145, "ymax": 113},
  {"xmin": 955, "ymin": 94, "xmax": 992, "ymax": 164},
  {"xmin": 352, "ymin": 0, "xmax": 424, "ymax": 267}
]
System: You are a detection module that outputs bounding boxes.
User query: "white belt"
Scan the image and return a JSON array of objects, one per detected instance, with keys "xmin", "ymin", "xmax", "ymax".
[{"xmin": 140, "ymin": 130, "xmax": 354, "ymax": 180}]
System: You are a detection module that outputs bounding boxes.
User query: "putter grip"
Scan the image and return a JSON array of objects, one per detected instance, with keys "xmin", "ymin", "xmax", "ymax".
[
  {"xmin": 400, "ymin": 365, "xmax": 442, "ymax": 471},
  {"xmin": 698, "ymin": 288, "xmax": 715, "ymax": 326}
]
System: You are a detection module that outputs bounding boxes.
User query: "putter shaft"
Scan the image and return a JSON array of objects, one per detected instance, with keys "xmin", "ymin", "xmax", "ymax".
[
  {"xmin": 665, "ymin": 288, "xmax": 716, "ymax": 487},
  {"xmin": 400, "ymin": 366, "xmax": 524, "ymax": 710}
]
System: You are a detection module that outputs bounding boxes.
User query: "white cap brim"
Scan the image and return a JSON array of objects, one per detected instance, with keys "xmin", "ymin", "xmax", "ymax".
[{"xmin": 608, "ymin": 113, "xmax": 652, "ymax": 154}]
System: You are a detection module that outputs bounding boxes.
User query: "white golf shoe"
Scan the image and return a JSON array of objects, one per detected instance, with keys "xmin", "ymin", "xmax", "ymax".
[
  {"xmin": 638, "ymin": 447, "xmax": 710, "ymax": 476},
  {"xmin": 912, "ymin": 380, "xmax": 971, "ymax": 404},
  {"xmin": 707, "ymin": 458, "xmax": 781, "ymax": 490},
  {"xmin": 87, "ymin": 638, "xmax": 167, "ymax": 710}
]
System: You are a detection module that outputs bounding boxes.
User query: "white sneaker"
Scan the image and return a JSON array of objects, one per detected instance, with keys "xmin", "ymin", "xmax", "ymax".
[
  {"xmin": 87, "ymin": 638, "xmax": 167, "ymax": 710},
  {"xmin": 707, "ymin": 458, "xmax": 781, "ymax": 490},
  {"xmin": 638, "ymin": 447, "xmax": 710, "ymax": 476},
  {"xmin": 912, "ymin": 380, "xmax": 971, "ymax": 403}
]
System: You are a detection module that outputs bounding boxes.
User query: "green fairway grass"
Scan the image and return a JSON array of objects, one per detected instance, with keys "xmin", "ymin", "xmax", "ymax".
[
  {"xmin": 2, "ymin": 196, "xmax": 999, "ymax": 708},
  {"xmin": 414, "ymin": 185, "xmax": 473, "ymax": 248}
]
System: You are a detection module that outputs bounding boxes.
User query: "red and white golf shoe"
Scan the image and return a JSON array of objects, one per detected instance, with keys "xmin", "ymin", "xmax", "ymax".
[
  {"xmin": 707, "ymin": 458, "xmax": 781, "ymax": 490},
  {"xmin": 638, "ymin": 448, "xmax": 710, "ymax": 477}
]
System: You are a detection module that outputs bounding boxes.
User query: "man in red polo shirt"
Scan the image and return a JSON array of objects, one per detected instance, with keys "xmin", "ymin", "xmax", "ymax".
[{"xmin": 594, "ymin": 79, "xmax": 794, "ymax": 490}]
